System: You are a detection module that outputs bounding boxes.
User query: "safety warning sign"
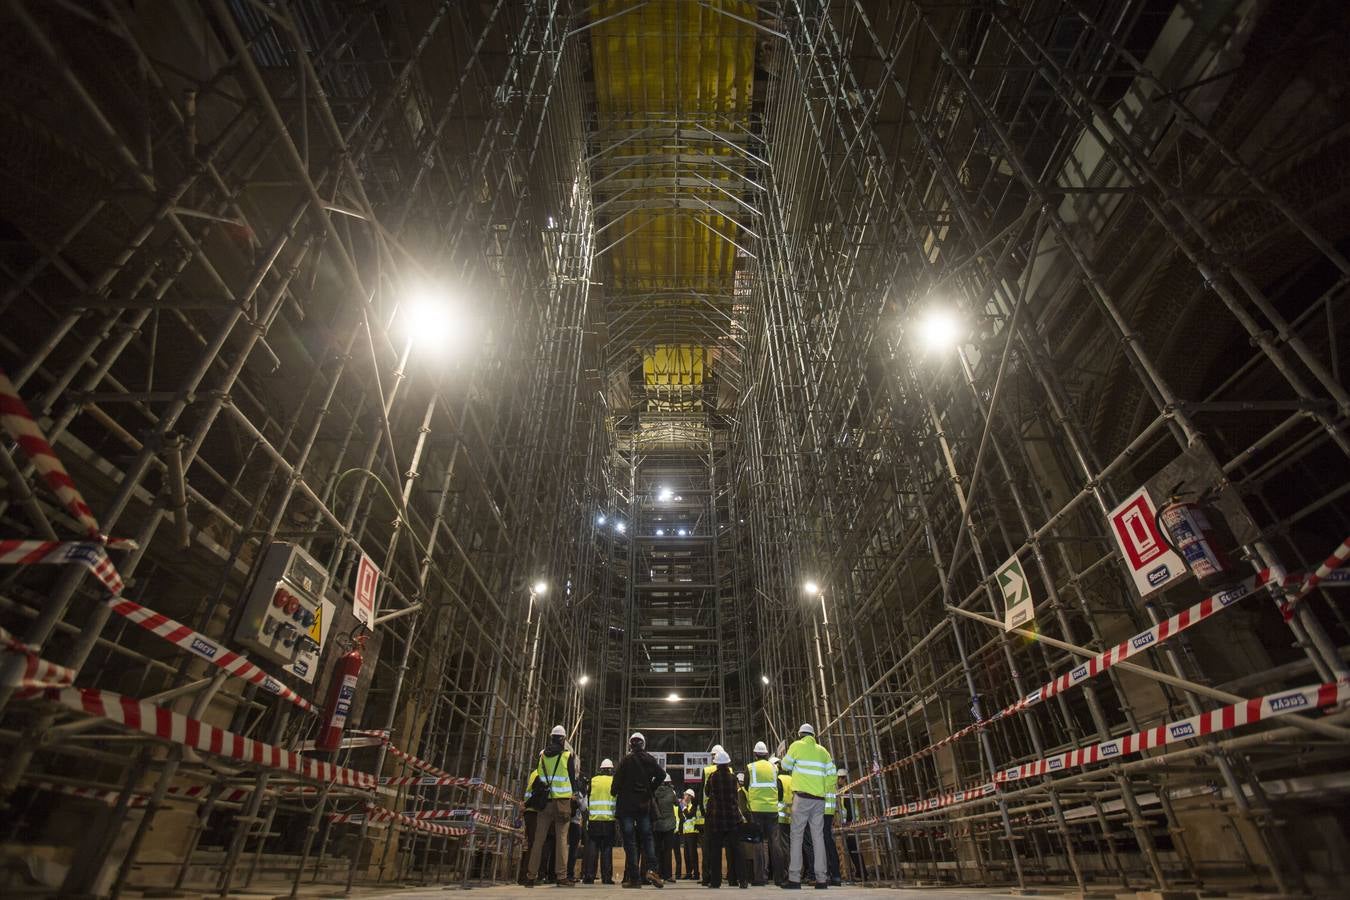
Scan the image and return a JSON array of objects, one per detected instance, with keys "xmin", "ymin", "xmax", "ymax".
[
  {"xmin": 354, "ymin": 552, "xmax": 379, "ymax": 629},
  {"xmin": 1108, "ymin": 486, "xmax": 1186, "ymax": 598}
]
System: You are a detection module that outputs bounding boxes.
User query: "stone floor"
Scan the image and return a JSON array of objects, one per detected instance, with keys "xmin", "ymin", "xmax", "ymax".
[{"xmin": 366, "ymin": 885, "xmax": 1023, "ymax": 900}]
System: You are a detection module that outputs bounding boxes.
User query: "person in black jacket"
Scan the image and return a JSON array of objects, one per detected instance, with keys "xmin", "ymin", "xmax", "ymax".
[
  {"xmin": 703, "ymin": 750, "xmax": 747, "ymax": 889},
  {"xmin": 612, "ymin": 731, "xmax": 666, "ymax": 888}
]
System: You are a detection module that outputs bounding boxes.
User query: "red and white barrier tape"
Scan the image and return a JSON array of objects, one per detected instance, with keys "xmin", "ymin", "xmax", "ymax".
[
  {"xmin": 848, "ymin": 678, "xmax": 1349, "ymax": 826},
  {"xmin": 1281, "ymin": 536, "xmax": 1350, "ymax": 618},
  {"xmin": 1, "ymin": 623, "xmax": 77, "ymax": 695},
  {"xmin": 350, "ymin": 728, "xmax": 517, "ymax": 804},
  {"xmin": 0, "ymin": 368, "xmax": 103, "ymax": 538},
  {"xmin": 1, "ymin": 369, "xmax": 315, "ymax": 715},
  {"xmin": 844, "ymin": 540, "xmax": 1350, "ymax": 796},
  {"xmin": 0, "ymin": 539, "xmax": 127, "ymax": 594},
  {"xmin": 1, "ymin": 539, "xmax": 315, "ymax": 713},
  {"xmin": 104, "ymin": 592, "xmax": 314, "ymax": 713},
  {"xmin": 328, "ymin": 803, "xmax": 472, "ymax": 837},
  {"xmin": 41, "ymin": 686, "xmax": 373, "ymax": 789},
  {"xmin": 844, "ymin": 568, "xmax": 1273, "ymax": 793}
]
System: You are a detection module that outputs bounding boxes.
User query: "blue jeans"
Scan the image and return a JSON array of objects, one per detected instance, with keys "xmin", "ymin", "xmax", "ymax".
[{"xmin": 619, "ymin": 812, "xmax": 657, "ymax": 881}]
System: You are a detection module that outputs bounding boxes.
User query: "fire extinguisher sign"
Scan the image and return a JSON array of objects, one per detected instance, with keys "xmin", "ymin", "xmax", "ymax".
[
  {"xmin": 1108, "ymin": 486, "xmax": 1186, "ymax": 598},
  {"xmin": 353, "ymin": 552, "xmax": 379, "ymax": 629}
]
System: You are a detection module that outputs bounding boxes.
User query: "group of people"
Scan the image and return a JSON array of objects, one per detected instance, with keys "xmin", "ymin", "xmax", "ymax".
[{"xmin": 519, "ymin": 724, "xmax": 868, "ymax": 889}]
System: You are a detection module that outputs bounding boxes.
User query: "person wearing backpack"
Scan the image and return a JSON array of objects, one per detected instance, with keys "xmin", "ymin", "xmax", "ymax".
[{"xmin": 524, "ymin": 724, "xmax": 578, "ymax": 887}]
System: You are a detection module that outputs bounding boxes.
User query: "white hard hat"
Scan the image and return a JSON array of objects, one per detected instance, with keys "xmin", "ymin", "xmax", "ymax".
[
  {"xmin": 601, "ymin": 758, "xmax": 614, "ymax": 769},
  {"xmin": 713, "ymin": 749, "xmax": 731, "ymax": 764},
  {"xmin": 837, "ymin": 769, "xmax": 847, "ymax": 777},
  {"xmin": 551, "ymin": 724, "xmax": 566, "ymax": 737},
  {"xmin": 798, "ymin": 723, "xmax": 814, "ymax": 735},
  {"xmin": 736, "ymin": 772, "xmax": 745, "ymax": 783},
  {"xmin": 753, "ymin": 741, "xmax": 768, "ymax": 754},
  {"xmin": 629, "ymin": 731, "xmax": 645, "ymax": 743},
  {"xmin": 664, "ymin": 773, "xmax": 672, "ymax": 782},
  {"xmin": 711, "ymin": 744, "xmax": 724, "ymax": 755},
  {"xmin": 769, "ymin": 756, "xmax": 780, "ymax": 766},
  {"xmin": 684, "ymin": 788, "xmax": 695, "ymax": 797}
]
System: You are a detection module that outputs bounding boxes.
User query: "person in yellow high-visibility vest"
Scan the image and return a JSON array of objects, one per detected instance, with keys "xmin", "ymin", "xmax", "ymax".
[
  {"xmin": 781, "ymin": 723, "xmax": 834, "ymax": 888},
  {"xmin": 744, "ymin": 740, "xmax": 778, "ymax": 885},
  {"xmin": 680, "ymin": 788, "xmax": 701, "ymax": 880},
  {"xmin": 524, "ymin": 724, "xmax": 577, "ymax": 886},
  {"xmin": 582, "ymin": 759, "xmax": 616, "ymax": 884}
]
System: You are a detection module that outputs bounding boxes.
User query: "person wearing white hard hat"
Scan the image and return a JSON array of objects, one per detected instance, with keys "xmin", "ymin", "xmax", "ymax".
[
  {"xmin": 780, "ymin": 723, "xmax": 834, "ymax": 889},
  {"xmin": 524, "ymin": 725, "xmax": 578, "ymax": 886},
  {"xmin": 678, "ymin": 788, "xmax": 701, "ymax": 879},
  {"xmin": 699, "ymin": 744, "xmax": 735, "ymax": 885},
  {"xmin": 583, "ymin": 758, "xmax": 617, "ymax": 883},
  {"xmin": 745, "ymin": 741, "xmax": 778, "ymax": 885},
  {"xmin": 612, "ymin": 731, "xmax": 667, "ymax": 887},
  {"xmin": 703, "ymin": 749, "xmax": 748, "ymax": 887}
]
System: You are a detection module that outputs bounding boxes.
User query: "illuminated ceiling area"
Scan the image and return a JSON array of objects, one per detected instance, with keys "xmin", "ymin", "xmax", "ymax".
[{"xmin": 587, "ymin": 0, "xmax": 758, "ymax": 436}]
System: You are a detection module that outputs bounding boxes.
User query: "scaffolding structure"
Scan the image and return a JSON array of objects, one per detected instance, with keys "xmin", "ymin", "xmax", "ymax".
[
  {"xmin": 742, "ymin": 0, "xmax": 1350, "ymax": 892},
  {"xmin": 0, "ymin": 0, "xmax": 1348, "ymax": 895},
  {"xmin": 0, "ymin": 0, "xmax": 601, "ymax": 892}
]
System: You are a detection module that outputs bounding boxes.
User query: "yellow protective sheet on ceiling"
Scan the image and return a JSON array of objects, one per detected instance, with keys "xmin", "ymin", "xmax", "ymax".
[
  {"xmin": 590, "ymin": 0, "xmax": 756, "ymax": 371},
  {"xmin": 644, "ymin": 345, "xmax": 705, "ymax": 386}
]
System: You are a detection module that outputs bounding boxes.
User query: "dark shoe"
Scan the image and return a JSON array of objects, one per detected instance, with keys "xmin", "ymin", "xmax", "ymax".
[
  {"xmin": 645, "ymin": 872, "xmax": 664, "ymax": 888},
  {"xmin": 557, "ymin": 880, "xmax": 577, "ymax": 887},
  {"xmin": 740, "ymin": 884, "xmax": 749, "ymax": 889},
  {"xmin": 781, "ymin": 882, "xmax": 801, "ymax": 890},
  {"xmin": 523, "ymin": 880, "xmax": 536, "ymax": 888},
  {"xmin": 829, "ymin": 880, "xmax": 841, "ymax": 887},
  {"xmin": 621, "ymin": 881, "xmax": 640, "ymax": 889},
  {"xmin": 814, "ymin": 883, "xmax": 828, "ymax": 890},
  {"xmin": 582, "ymin": 880, "xmax": 594, "ymax": 885}
]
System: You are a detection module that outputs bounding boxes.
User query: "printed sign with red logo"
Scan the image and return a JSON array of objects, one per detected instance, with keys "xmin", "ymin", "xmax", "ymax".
[
  {"xmin": 353, "ymin": 553, "xmax": 380, "ymax": 628},
  {"xmin": 1108, "ymin": 486, "xmax": 1186, "ymax": 598}
]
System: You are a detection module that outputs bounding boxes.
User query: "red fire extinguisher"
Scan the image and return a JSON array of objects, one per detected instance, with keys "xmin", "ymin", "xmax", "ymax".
[
  {"xmin": 317, "ymin": 634, "xmax": 366, "ymax": 752},
  {"xmin": 1155, "ymin": 489, "xmax": 1243, "ymax": 593}
]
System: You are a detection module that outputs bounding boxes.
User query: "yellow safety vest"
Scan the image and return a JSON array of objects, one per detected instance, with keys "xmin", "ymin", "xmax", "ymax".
[
  {"xmin": 681, "ymin": 805, "xmax": 698, "ymax": 833},
  {"xmin": 746, "ymin": 759, "xmax": 778, "ymax": 813},
  {"xmin": 537, "ymin": 750, "xmax": 572, "ymax": 799},
  {"xmin": 825, "ymin": 788, "xmax": 836, "ymax": 816},
  {"xmin": 589, "ymin": 773, "xmax": 615, "ymax": 821},
  {"xmin": 782, "ymin": 737, "xmax": 833, "ymax": 798},
  {"xmin": 777, "ymin": 774, "xmax": 793, "ymax": 824}
]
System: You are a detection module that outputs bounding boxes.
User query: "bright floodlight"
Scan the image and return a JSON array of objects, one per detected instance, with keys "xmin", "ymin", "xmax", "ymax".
[
  {"xmin": 667, "ymin": 692, "xmax": 681, "ymax": 702},
  {"xmin": 402, "ymin": 285, "xmax": 470, "ymax": 354},
  {"xmin": 761, "ymin": 674, "xmax": 770, "ymax": 685},
  {"xmin": 597, "ymin": 514, "xmax": 607, "ymax": 526},
  {"xmin": 656, "ymin": 528, "xmax": 665, "ymax": 536},
  {"xmin": 578, "ymin": 675, "xmax": 590, "ymax": 686},
  {"xmin": 531, "ymin": 580, "xmax": 548, "ymax": 596},
  {"xmin": 658, "ymin": 487, "xmax": 674, "ymax": 501},
  {"xmin": 804, "ymin": 580, "xmax": 820, "ymax": 596},
  {"xmin": 917, "ymin": 307, "xmax": 963, "ymax": 350},
  {"xmin": 616, "ymin": 521, "xmax": 627, "ymax": 533},
  {"xmin": 677, "ymin": 528, "xmax": 687, "ymax": 537}
]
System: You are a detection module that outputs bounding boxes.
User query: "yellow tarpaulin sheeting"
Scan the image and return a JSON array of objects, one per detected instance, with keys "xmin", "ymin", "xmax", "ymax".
[
  {"xmin": 590, "ymin": 1, "xmax": 756, "ymax": 410},
  {"xmin": 644, "ymin": 346, "xmax": 705, "ymax": 386}
]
